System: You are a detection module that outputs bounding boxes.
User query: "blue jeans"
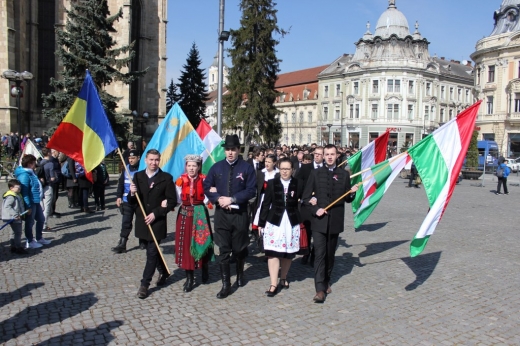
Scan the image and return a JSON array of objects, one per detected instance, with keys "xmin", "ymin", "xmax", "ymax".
[{"xmin": 25, "ymin": 203, "xmax": 45, "ymax": 242}]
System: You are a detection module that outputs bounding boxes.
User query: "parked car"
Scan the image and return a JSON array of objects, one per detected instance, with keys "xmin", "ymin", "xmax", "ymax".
[{"xmin": 505, "ymin": 158, "xmax": 519, "ymax": 173}]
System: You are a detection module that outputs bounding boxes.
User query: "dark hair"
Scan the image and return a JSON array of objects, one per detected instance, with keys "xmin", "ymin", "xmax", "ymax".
[
  {"xmin": 41, "ymin": 147, "xmax": 50, "ymax": 157},
  {"xmin": 278, "ymin": 157, "xmax": 293, "ymax": 169},
  {"xmin": 324, "ymin": 144, "xmax": 337, "ymax": 152},
  {"xmin": 146, "ymin": 149, "xmax": 160, "ymax": 158},
  {"xmin": 253, "ymin": 147, "xmax": 264, "ymax": 158},
  {"xmin": 265, "ymin": 154, "xmax": 277, "ymax": 163},
  {"xmin": 303, "ymin": 154, "xmax": 313, "ymax": 161},
  {"xmin": 21, "ymin": 154, "xmax": 37, "ymax": 168},
  {"xmin": 8, "ymin": 179, "xmax": 21, "ymax": 189}
]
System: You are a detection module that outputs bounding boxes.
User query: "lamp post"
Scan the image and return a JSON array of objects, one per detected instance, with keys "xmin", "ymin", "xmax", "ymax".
[
  {"xmin": 340, "ymin": 91, "xmax": 344, "ymax": 147},
  {"xmin": 2, "ymin": 70, "xmax": 33, "ymax": 147},
  {"xmin": 217, "ymin": 0, "xmax": 230, "ymax": 137},
  {"xmin": 327, "ymin": 123, "xmax": 333, "ymax": 145},
  {"xmin": 132, "ymin": 110, "xmax": 149, "ymax": 152}
]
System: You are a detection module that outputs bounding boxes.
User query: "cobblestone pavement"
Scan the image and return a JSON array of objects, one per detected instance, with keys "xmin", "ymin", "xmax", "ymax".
[{"xmin": 0, "ymin": 177, "xmax": 519, "ymax": 345}]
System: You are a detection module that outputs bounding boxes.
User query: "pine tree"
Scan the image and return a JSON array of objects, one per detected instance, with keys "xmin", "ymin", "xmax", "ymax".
[
  {"xmin": 166, "ymin": 79, "xmax": 181, "ymax": 113},
  {"xmin": 177, "ymin": 43, "xmax": 208, "ymax": 129},
  {"xmin": 41, "ymin": 0, "xmax": 146, "ymax": 141},
  {"xmin": 223, "ymin": 0, "xmax": 284, "ymax": 152}
]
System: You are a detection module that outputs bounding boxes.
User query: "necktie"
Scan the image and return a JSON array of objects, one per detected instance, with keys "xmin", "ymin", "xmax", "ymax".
[{"xmin": 255, "ymin": 162, "xmax": 258, "ymax": 170}]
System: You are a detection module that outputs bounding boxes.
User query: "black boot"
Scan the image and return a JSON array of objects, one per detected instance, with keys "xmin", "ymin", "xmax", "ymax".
[
  {"xmin": 201, "ymin": 263, "xmax": 209, "ymax": 284},
  {"xmin": 183, "ymin": 270, "xmax": 195, "ymax": 292},
  {"xmin": 68, "ymin": 196, "xmax": 74, "ymax": 209},
  {"xmin": 112, "ymin": 237, "xmax": 127, "ymax": 253},
  {"xmin": 216, "ymin": 263, "xmax": 231, "ymax": 299},
  {"xmin": 236, "ymin": 258, "xmax": 245, "ymax": 287}
]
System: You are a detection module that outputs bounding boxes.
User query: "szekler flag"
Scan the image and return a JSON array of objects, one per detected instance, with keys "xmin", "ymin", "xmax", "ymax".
[
  {"xmin": 349, "ymin": 130, "xmax": 390, "ymax": 214},
  {"xmin": 196, "ymin": 118, "xmax": 225, "ymax": 175},
  {"xmin": 353, "ymin": 153, "xmax": 410, "ymax": 228},
  {"xmin": 47, "ymin": 70, "xmax": 118, "ymax": 181},
  {"xmin": 408, "ymin": 100, "xmax": 481, "ymax": 257},
  {"xmin": 139, "ymin": 103, "xmax": 205, "ymax": 180}
]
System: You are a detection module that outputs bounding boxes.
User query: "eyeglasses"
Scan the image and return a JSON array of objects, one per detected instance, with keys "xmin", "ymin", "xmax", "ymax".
[{"xmin": 279, "ymin": 168, "xmax": 292, "ymax": 171}]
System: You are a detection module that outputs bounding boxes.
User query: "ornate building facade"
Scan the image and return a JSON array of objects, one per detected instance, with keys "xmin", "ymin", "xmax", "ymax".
[
  {"xmin": 471, "ymin": 0, "xmax": 520, "ymax": 157},
  {"xmin": 0, "ymin": 0, "xmax": 167, "ymax": 137},
  {"xmin": 317, "ymin": 0, "xmax": 474, "ymax": 149}
]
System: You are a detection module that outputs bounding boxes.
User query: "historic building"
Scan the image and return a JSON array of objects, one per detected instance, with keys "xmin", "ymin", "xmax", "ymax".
[
  {"xmin": 0, "ymin": 0, "xmax": 167, "ymax": 138},
  {"xmin": 317, "ymin": 0, "xmax": 474, "ymax": 149},
  {"xmin": 471, "ymin": 0, "xmax": 520, "ymax": 157}
]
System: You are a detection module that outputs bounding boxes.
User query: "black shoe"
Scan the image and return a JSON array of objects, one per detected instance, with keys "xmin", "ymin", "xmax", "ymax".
[
  {"xmin": 139, "ymin": 240, "xmax": 148, "ymax": 250},
  {"xmin": 156, "ymin": 272, "xmax": 170, "ymax": 286},
  {"xmin": 95, "ymin": 206, "xmax": 101, "ymax": 211},
  {"xmin": 83, "ymin": 208, "xmax": 94, "ymax": 214},
  {"xmin": 137, "ymin": 285, "xmax": 148, "ymax": 299},
  {"xmin": 216, "ymin": 264, "xmax": 231, "ymax": 299},
  {"xmin": 236, "ymin": 258, "xmax": 245, "ymax": 287},
  {"xmin": 313, "ymin": 291, "xmax": 326, "ymax": 303},
  {"xmin": 278, "ymin": 279, "xmax": 289, "ymax": 290},
  {"xmin": 301, "ymin": 255, "xmax": 309, "ymax": 265},
  {"xmin": 265, "ymin": 285, "xmax": 279, "ymax": 297},
  {"xmin": 111, "ymin": 237, "xmax": 127, "ymax": 253},
  {"xmin": 14, "ymin": 247, "xmax": 29, "ymax": 255},
  {"xmin": 183, "ymin": 270, "xmax": 194, "ymax": 292},
  {"xmin": 201, "ymin": 263, "xmax": 209, "ymax": 284}
]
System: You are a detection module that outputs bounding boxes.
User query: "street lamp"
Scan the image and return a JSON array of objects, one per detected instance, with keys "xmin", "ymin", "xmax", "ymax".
[
  {"xmin": 2, "ymin": 70, "xmax": 33, "ymax": 148},
  {"xmin": 340, "ymin": 91, "xmax": 344, "ymax": 147},
  {"xmin": 132, "ymin": 110, "xmax": 149, "ymax": 152},
  {"xmin": 216, "ymin": 0, "xmax": 230, "ymax": 137},
  {"xmin": 327, "ymin": 123, "xmax": 333, "ymax": 145}
]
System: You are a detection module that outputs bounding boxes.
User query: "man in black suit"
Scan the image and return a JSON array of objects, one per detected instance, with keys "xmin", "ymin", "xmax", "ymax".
[
  {"xmin": 295, "ymin": 146, "xmax": 324, "ymax": 265},
  {"xmin": 247, "ymin": 147, "xmax": 265, "ymax": 171},
  {"xmin": 129, "ymin": 149, "xmax": 177, "ymax": 299},
  {"xmin": 302, "ymin": 144, "xmax": 358, "ymax": 303}
]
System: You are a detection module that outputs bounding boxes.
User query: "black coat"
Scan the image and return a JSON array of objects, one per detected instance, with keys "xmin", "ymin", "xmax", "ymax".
[
  {"xmin": 258, "ymin": 177, "xmax": 302, "ymax": 228},
  {"xmin": 128, "ymin": 169, "xmax": 177, "ymax": 241},
  {"xmin": 302, "ymin": 166, "xmax": 355, "ymax": 235}
]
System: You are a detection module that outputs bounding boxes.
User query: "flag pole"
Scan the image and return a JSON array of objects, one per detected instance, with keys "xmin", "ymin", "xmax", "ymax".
[
  {"xmin": 323, "ymin": 152, "xmax": 408, "ymax": 211},
  {"xmin": 117, "ymin": 148, "xmax": 170, "ymax": 275},
  {"xmin": 205, "ymin": 147, "xmax": 216, "ymax": 164}
]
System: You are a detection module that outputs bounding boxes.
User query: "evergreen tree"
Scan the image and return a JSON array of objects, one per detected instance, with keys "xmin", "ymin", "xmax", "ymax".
[
  {"xmin": 223, "ymin": 0, "xmax": 284, "ymax": 153},
  {"xmin": 466, "ymin": 130, "xmax": 479, "ymax": 170},
  {"xmin": 166, "ymin": 78, "xmax": 181, "ymax": 113},
  {"xmin": 177, "ymin": 43, "xmax": 208, "ymax": 129},
  {"xmin": 42, "ymin": 0, "xmax": 146, "ymax": 141}
]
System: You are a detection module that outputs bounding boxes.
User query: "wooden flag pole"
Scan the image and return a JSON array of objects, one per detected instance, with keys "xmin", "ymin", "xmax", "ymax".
[
  {"xmin": 117, "ymin": 148, "xmax": 170, "ymax": 275},
  {"xmin": 205, "ymin": 148, "xmax": 216, "ymax": 164},
  {"xmin": 323, "ymin": 152, "xmax": 409, "ymax": 211}
]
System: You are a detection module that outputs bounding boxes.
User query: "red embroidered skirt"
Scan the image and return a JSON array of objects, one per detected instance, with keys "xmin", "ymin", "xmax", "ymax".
[{"xmin": 175, "ymin": 205, "xmax": 211, "ymax": 270}]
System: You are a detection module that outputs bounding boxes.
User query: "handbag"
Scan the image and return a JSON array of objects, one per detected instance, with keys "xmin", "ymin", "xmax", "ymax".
[
  {"xmin": 415, "ymin": 175, "xmax": 422, "ymax": 185},
  {"xmin": 298, "ymin": 222, "xmax": 309, "ymax": 255}
]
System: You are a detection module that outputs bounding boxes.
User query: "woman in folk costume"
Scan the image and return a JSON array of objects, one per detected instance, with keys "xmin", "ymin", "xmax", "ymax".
[
  {"xmin": 174, "ymin": 155, "xmax": 214, "ymax": 292},
  {"xmin": 258, "ymin": 157, "xmax": 303, "ymax": 297},
  {"xmin": 252, "ymin": 154, "xmax": 279, "ymax": 233}
]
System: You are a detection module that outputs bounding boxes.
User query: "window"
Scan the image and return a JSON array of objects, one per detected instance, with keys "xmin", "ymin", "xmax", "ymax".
[
  {"xmin": 449, "ymin": 87, "xmax": 454, "ymax": 100},
  {"xmin": 353, "ymin": 81, "xmax": 359, "ymax": 95},
  {"xmin": 424, "ymin": 105, "xmax": 430, "ymax": 121},
  {"xmin": 387, "ymin": 79, "xmax": 400, "ymax": 93},
  {"xmin": 336, "ymin": 84, "xmax": 341, "ymax": 96},
  {"xmin": 323, "ymin": 106, "xmax": 328, "ymax": 119},
  {"xmin": 369, "ymin": 132, "xmax": 379, "ymax": 142},
  {"xmin": 372, "ymin": 80, "xmax": 379, "ymax": 93},
  {"xmin": 387, "ymin": 104, "xmax": 399, "ymax": 120},
  {"xmin": 308, "ymin": 111, "xmax": 313, "ymax": 123},
  {"xmin": 405, "ymin": 133, "xmax": 414, "ymax": 147},
  {"xmin": 292, "ymin": 112, "xmax": 296, "ymax": 122},
  {"xmin": 299, "ymin": 111, "xmax": 304, "ymax": 123},
  {"xmin": 488, "ymin": 65, "xmax": 495, "ymax": 83},
  {"xmin": 440, "ymin": 109, "xmax": 445, "ymax": 123},
  {"xmin": 515, "ymin": 94, "xmax": 520, "ymax": 112},
  {"xmin": 408, "ymin": 104, "xmax": 414, "ymax": 120},
  {"xmin": 212, "ymin": 74, "xmax": 215, "ymax": 82},
  {"xmin": 449, "ymin": 109, "xmax": 453, "ymax": 120},
  {"xmin": 307, "ymin": 134, "xmax": 312, "ymax": 144},
  {"xmin": 291, "ymin": 134, "xmax": 295, "ymax": 142},
  {"xmin": 408, "ymin": 81, "xmax": 414, "ymax": 94},
  {"xmin": 465, "ymin": 90, "xmax": 470, "ymax": 102},
  {"xmin": 335, "ymin": 109, "xmax": 340, "ymax": 120},
  {"xmin": 477, "ymin": 68, "xmax": 481, "ymax": 85},
  {"xmin": 426, "ymin": 82, "xmax": 431, "ymax": 96},
  {"xmin": 299, "ymin": 133, "xmax": 303, "ymax": 143},
  {"xmin": 371, "ymin": 104, "xmax": 378, "ymax": 119},
  {"xmin": 284, "ymin": 113, "xmax": 287, "ymax": 122},
  {"xmin": 349, "ymin": 104, "xmax": 354, "ymax": 119},
  {"xmin": 355, "ymin": 104, "xmax": 360, "ymax": 119},
  {"xmin": 457, "ymin": 88, "xmax": 462, "ymax": 101},
  {"xmin": 441, "ymin": 86, "xmax": 445, "ymax": 100},
  {"xmin": 487, "ymin": 96, "xmax": 494, "ymax": 114},
  {"xmin": 324, "ymin": 85, "xmax": 329, "ymax": 98}
]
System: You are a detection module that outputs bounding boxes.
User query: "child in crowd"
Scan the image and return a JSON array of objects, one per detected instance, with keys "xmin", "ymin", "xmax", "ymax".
[{"xmin": 2, "ymin": 179, "xmax": 27, "ymax": 254}]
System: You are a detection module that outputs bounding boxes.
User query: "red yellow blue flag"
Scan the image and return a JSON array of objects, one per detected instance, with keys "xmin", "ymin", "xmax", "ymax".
[{"xmin": 48, "ymin": 70, "xmax": 118, "ymax": 174}]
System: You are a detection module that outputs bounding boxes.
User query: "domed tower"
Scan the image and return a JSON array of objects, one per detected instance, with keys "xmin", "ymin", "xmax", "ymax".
[{"xmin": 208, "ymin": 52, "xmax": 229, "ymax": 92}]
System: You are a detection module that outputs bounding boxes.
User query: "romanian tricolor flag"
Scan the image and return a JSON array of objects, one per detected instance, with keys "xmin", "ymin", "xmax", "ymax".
[{"xmin": 48, "ymin": 71, "xmax": 118, "ymax": 176}]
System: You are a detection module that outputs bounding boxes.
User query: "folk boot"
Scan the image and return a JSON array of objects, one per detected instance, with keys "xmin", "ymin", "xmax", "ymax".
[
  {"xmin": 216, "ymin": 263, "xmax": 231, "ymax": 299},
  {"xmin": 201, "ymin": 263, "xmax": 209, "ymax": 284},
  {"xmin": 183, "ymin": 270, "xmax": 195, "ymax": 292},
  {"xmin": 111, "ymin": 237, "xmax": 127, "ymax": 253},
  {"xmin": 236, "ymin": 258, "xmax": 245, "ymax": 287}
]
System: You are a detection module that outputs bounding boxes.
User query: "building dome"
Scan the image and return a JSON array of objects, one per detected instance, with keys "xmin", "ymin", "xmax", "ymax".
[{"xmin": 374, "ymin": 0, "xmax": 410, "ymax": 39}]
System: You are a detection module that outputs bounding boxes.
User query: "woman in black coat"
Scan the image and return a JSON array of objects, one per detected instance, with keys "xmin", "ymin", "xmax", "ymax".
[{"xmin": 258, "ymin": 158, "xmax": 303, "ymax": 297}]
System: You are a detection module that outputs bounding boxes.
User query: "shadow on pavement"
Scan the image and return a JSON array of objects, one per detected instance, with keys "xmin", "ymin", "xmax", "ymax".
[
  {"xmin": 0, "ymin": 292, "xmax": 98, "ymax": 344},
  {"xmin": 355, "ymin": 222, "xmax": 389, "ymax": 232},
  {"xmin": 0, "ymin": 282, "xmax": 45, "ymax": 309},
  {"xmin": 358, "ymin": 240, "xmax": 409, "ymax": 258},
  {"xmin": 401, "ymin": 251, "xmax": 442, "ymax": 291},
  {"xmin": 34, "ymin": 320, "xmax": 124, "ymax": 346},
  {"xmin": 331, "ymin": 252, "xmax": 365, "ymax": 286}
]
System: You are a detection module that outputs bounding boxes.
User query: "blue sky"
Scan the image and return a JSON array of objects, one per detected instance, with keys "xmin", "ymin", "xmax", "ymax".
[{"xmin": 167, "ymin": 0, "xmax": 499, "ymax": 83}]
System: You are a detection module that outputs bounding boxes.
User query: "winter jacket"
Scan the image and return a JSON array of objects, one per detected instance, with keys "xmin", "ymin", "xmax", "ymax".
[
  {"xmin": 497, "ymin": 163, "xmax": 511, "ymax": 178},
  {"xmin": 14, "ymin": 166, "xmax": 43, "ymax": 206},
  {"xmin": 2, "ymin": 190, "xmax": 25, "ymax": 223}
]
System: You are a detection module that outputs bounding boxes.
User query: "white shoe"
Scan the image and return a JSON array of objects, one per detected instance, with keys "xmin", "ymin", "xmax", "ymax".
[
  {"xmin": 27, "ymin": 240, "xmax": 43, "ymax": 249},
  {"xmin": 37, "ymin": 238, "xmax": 51, "ymax": 245}
]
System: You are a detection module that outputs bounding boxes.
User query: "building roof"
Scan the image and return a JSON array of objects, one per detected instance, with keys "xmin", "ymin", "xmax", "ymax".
[
  {"xmin": 275, "ymin": 65, "xmax": 329, "ymax": 88},
  {"xmin": 432, "ymin": 57, "xmax": 473, "ymax": 80},
  {"xmin": 374, "ymin": 0, "xmax": 410, "ymax": 39},
  {"xmin": 206, "ymin": 87, "xmax": 228, "ymax": 104}
]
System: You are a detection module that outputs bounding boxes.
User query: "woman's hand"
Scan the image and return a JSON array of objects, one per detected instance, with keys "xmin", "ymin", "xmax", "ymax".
[{"xmin": 309, "ymin": 197, "xmax": 317, "ymax": 205}]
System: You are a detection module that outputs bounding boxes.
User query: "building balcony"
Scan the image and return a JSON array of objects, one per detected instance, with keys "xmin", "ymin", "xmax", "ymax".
[{"xmin": 507, "ymin": 112, "xmax": 520, "ymax": 124}]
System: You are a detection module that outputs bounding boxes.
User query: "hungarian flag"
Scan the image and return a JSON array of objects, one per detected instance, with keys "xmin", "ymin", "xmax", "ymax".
[
  {"xmin": 196, "ymin": 119, "xmax": 225, "ymax": 175},
  {"xmin": 353, "ymin": 153, "xmax": 410, "ymax": 228},
  {"xmin": 350, "ymin": 130, "xmax": 390, "ymax": 214},
  {"xmin": 408, "ymin": 100, "xmax": 481, "ymax": 257}
]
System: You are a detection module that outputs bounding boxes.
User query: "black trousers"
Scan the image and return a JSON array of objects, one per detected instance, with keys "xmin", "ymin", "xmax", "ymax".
[
  {"xmin": 313, "ymin": 231, "xmax": 339, "ymax": 293},
  {"xmin": 141, "ymin": 239, "xmax": 165, "ymax": 287},
  {"xmin": 51, "ymin": 183, "xmax": 59, "ymax": 213},
  {"xmin": 120, "ymin": 202, "xmax": 137, "ymax": 238},
  {"xmin": 213, "ymin": 208, "xmax": 249, "ymax": 264},
  {"xmin": 93, "ymin": 184, "xmax": 106, "ymax": 207},
  {"xmin": 408, "ymin": 171, "xmax": 417, "ymax": 187},
  {"xmin": 497, "ymin": 177, "xmax": 508, "ymax": 194}
]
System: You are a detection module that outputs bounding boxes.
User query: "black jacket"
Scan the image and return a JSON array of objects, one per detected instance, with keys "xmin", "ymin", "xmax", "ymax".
[{"xmin": 258, "ymin": 177, "xmax": 302, "ymax": 228}]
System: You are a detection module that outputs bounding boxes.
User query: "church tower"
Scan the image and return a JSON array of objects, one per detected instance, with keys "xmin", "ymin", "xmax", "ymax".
[{"xmin": 208, "ymin": 52, "xmax": 229, "ymax": 92}]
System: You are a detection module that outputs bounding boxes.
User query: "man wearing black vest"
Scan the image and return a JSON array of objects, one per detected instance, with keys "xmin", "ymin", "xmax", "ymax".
[
  {"xmin": 203, "ymin": 134, "xmax": 257, "ymax": 299},
  {"xmin": 302, "ymin": 144, "xmax": 358, "ymax": 303}
]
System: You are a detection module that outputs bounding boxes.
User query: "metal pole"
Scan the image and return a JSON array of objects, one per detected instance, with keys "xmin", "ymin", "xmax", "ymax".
[
  {"xmin": 16, "ymin": 81, "xmax": 22, "ymax": 150},
  {"xmin": 217, "ymin": 0, "xmax": 225, "ymax": 137},
  {"xmin": 340, "ymin": 91, "xmax": 343, "ymax": 147}
]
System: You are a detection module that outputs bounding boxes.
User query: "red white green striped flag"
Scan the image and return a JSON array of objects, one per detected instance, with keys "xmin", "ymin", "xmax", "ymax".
[
  {"xmin": 196, "ymin": 119, "xmax": 225, "ymax": 175},
  {"xmin": 350, "ymin": 130, "xmax": 390, "ymax": 214},
  {"xmin": 408, "ymin": 100, "xmax": 481, "ymax": 257}
]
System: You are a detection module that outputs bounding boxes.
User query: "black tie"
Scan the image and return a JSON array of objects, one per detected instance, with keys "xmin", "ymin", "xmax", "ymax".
[{"xmin": 255, "ymin": 162, "xmax": 258, "ymax": 170}]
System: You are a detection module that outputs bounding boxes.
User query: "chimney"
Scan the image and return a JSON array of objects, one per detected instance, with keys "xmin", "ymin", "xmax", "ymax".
[
  {"xmin": 466, "ymin": 61, "xmax": 472, "ymax": 67},
  {"xmin": 440, "ymin": 57, "xmax": 445, "ymax": 60}
]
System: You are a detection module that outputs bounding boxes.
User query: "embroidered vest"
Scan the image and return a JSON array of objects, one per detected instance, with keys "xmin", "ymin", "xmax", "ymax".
[{"xmin": 176, "ymin": 173, "xmax": 206, "ymax": 205}]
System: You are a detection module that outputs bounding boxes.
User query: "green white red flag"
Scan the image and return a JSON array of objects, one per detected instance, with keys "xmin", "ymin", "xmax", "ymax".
[
  {"xmin": 350, "ymin": 130, "xmax": 390, "ymax": 214},
  {"xmin": 196, "ymin": 119, "xmax": 225, "ymax": 175},
  {"xmin": 408, "ymin": 100, "xmax": 481, "ymax": 257}
]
